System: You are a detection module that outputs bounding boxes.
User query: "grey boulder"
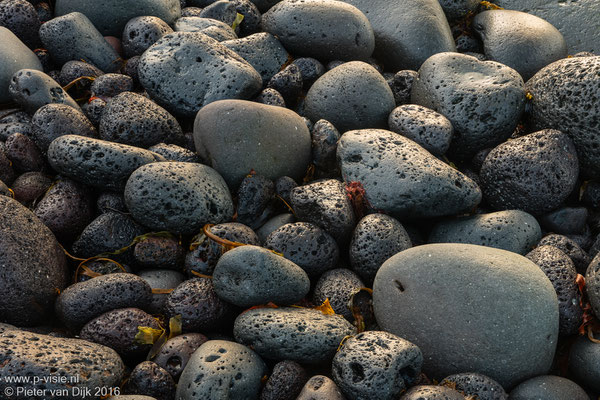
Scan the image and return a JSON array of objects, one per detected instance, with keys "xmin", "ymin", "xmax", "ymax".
[{"xmin": 0, "ymin": 27, "xmax": 42, "ymax": 103}]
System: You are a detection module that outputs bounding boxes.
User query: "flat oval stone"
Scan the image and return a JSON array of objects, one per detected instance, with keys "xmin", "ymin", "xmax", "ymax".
[
  {"xmin": 138, "ymin": 32, "xmax": 262, "ymax": 117},
  {"xmin": 261, "ymin": 0, "xmax": 374, "ymax": 61},
  {"xmin": 234, "ymin": 307, "xmax": 357, "ymax": 364},
  {"xmin": 304, "ymin": 61, "xmax": 395, "ymax": 132},
  {"xmin": 337, "ymin": 129, "xmax": 481, "ymax": 219},
  {"xmin": 176, "ymin": 340, "xmax": 267, "ymax": 400},
  {"xmin": 47, "ymin": 135, "xmax": 164, "ymax": 191},
  {"xmin": 194, "ymin": 99, "xmax": 311, "ymax": 189},
  {"xmin": 124, "ymin": 161, "xmax": 233, "ymax": 234},
  {"xmin": 0, "ymin": 196, "xmax": 68, "ymax": 326},
  {"xmin": 373, "ymin": 243, "xmax": 559, "ymax": 389},
  {"xmin": 473, "ymin": 10, "xmax": 567, "ymax": 81},
  {"xmin": 0, "ymin": 27, "xmax": 42, "ymax": 103},
  {"xmin": 429, "ymin": 210, "xmax": 541, "ymax": 255},
  {"xmin": 411, "ymin": 52, "xmax": 525, "ymax": 159},
  {"xmin": 509, "ymin": 375, "xmax": 588, "ymax": 400},
  {"xmin": 9, "ymin": 69, "xmax": 80, "ymax": 114}
]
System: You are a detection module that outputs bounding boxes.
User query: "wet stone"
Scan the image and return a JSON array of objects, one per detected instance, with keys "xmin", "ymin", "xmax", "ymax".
[
  {"xmin": 10, "ymin": 171, "xmax": 51, "ymax": 205},
  {"xmin": 0, "ymin": 27, "xmax": 42, "ymax": 103},
  {"xmin": 152, "ymin": 333, "xmax": 208, "ymax": 379},
  {"xmin": 122, "ymin": 16, "xmax": 174, "ymax": 58},
  {"xmin": 440, "ymin": 372, "xmax": 508, "ymax": 400},
  {"xmin": 31, "ymin": 103, "xmax": 97, "ymax": 153},
  {"xmin": 313, "ymin": 269, "xmax": 364, "ymax": 320},
  {"xmin": 9, "ymin": 69, "xmax": 80, "ymax": 114},
  {"xmin": 296, "ymin": 375, "xmax": 346, "ymax": 400},
  {"xmin": 260, "ymin": 360, "xmax": 308, "ymax": 400},
  {"xmin": 96, "ymin": 192, "xmax": 127, "ymax": 214},
  {"xmin": 568, "ymin": 334, "xmax": 600, "ymax": 393}
]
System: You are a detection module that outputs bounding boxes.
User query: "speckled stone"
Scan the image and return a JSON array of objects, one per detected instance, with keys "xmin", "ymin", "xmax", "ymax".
[
  {"xmin": 174, "ymin": 16, "xmax": 237, "ymax": 41},
  {"xmin": 236, "ymin": 174, "xmax": 275, "ymax": 228},
  {"xmin": 90, "ymin": 73, "xmax": 134, "ymax": 99},
  {"xmin": 148, "ymin": 143, "xmax": 201, "ymax": 163},
  {"xmin": 122, "ymin": 16, "xmax": 174, "ymax": 58},
  {"xmin": 0, "ymin": 0, "xmax": 41, "ymax": 48},
  {"xmin": 152, "ymin": 333, "xmax": 208, "ymax": 379},
  {"xmin": 0, "ymin": 27, "xmax": 43, "ymax": 103},
  {"xmin": 438, "ymin": 0, "xmax": 479, "ymax": 21},
  {"xmin": 9, "ymin": 69, "xmax": 80, "ymax": 114},
  {"xmin": 260, "ymin": 360, "xmax": 308, "ymax": 400},
  {"xmin": 296, "ymin": 376, "xmax": 346, "ymax": 400},
  {"xmin": 256, "ymin": 213, "xmax": 295, "ymax": 243},
  {"xmin": 138, "ymin": 269, "xmax": 185, "ymax": 314},
  {"xmin": 537, "ymin": 234, "xmax": 590, "ymax": 274},
  {"xmin": 440, "ymin": 373, "xmax": 507, "ymax": 400},
  {"xmin": 313, "ymin": 269, "xmax": 364, "ymax": 320},
  {"xmin": 509, "ymin": 375, "xmax": 588, "ymax": 400},
  {"xmin": 4, "ymin": 132, "xmax": 45, "ymax": 172},
  {"xmin": 31, "ymin": 104, "xmax": 97, "ymax": 153},
  {"xmin": 400, "ymin": 385, "xmax": 465, "ymax": 400},
  {"xmin": 122, "ymin": 361, "xmax": 176, "ymax": 400}
]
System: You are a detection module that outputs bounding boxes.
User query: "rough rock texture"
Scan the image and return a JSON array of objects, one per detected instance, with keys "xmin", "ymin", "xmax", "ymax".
[
  {"xmin": 223, "ymin": 33, "xmax": 289, "ymax": 83},
  {"xmin": 31, "ymin": 104, "xmax": 97, "ymax": 153}
]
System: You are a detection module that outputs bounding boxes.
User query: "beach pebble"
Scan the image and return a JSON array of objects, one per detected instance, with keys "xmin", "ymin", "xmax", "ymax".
[
  {"xmin": 10, "ymin": 171, "xmax": 51, "ymax": 205},
  {"xmin": 438, "ymin": 0, "xmax": 479, "ymax": 21},
  {"xmin": 138, "ymin": 269, "xmax": 185, "ymax": 314},
  {"xmin": 297, "ymin": 376, "xmax": 346, "ymax": 400},
  {"xmin": 9, "ymin": 69, "xmax": 80, "ymax": 114},
  {"xmin": 0, "ymin": 27, "xmax": 42, "ymax": 103},
  {"xmin": 148, "ymin": 143, "xmax": 201, "ymax": 163},
  {"xmin": 0, "ymin": 0, "xmax": 41, "ymax": 48},
  {"xmin": 538, "ymin": 233, "xmax": 590, "ymax": 274},
  {"xmin": 122, "ymin": 361, "xmax": 176, "ymax": 400},
  {"xmin": 312, "ymin": 269, "xmax": 364, "ymax": 320},
  {"xmin": 152, "ymin": 333, "xmax": 208, "ymax": 379},
  {"xmin": 568, "ymin": 334, "xmax": 600, "ymax": 393},
  {"xmin": 122, "ymin": 16, "xmax": 174, "ymax": 58},
  {"xmin": 4, "ymin": 132, "xmax": 45, "ymax": 172},
  {"xmin": 199, "ymin": 0, "xmax": 237, "ymax": 25},
  {"xmin": 236, "ymin": 174, "xmax": 275, "ymax": 228},
  {"xmin": 400, "ymin": 385, "xmax": 465, "ymax": 400},
  {"xmin": 90, "ymin": 73, "xmax": 134, "ymax": 99},
  {"xmin": 509, "ymin": 375, "xmax": 588, "ymax": 400},
  {"xmin": 440, "ymin": 372, "xmax": 507, "ymax": 400},
  {"xmin": 31, "ymin": 104, "xmax": 97, "ymax": 153},
  {"xmin": 175, "ymin": 16, "xmax": 238, "ymax": 41},
  {"xmin": 260, "ymin": 360, "xmax": 308, "ymax": 400}
]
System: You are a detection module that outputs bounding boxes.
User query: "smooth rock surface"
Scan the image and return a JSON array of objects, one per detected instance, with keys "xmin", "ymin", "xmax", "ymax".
[
  {"xmin": 9, "ymin": 69, "xmax": 80, "ymax": 114},
  {"xmin": 509, "ymin": 375, "xmax": 588, "ymax": 400},
  {"xmin": 0, "ymin": 27, "xmax": 42, "ymax": 103},
  {"xmin": 568, "ymin": 334, "xmax": 600, "ymax": 393}
]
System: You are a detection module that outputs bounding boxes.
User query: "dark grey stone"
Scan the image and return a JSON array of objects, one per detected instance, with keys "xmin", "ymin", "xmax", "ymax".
[
  {"xmin": 39, "ymin": 12, "xmax": 121, "ymax": 72},
  {"xmin": 586, "ymin": 253, "xmax": 600, "ymax": 322},
  {"xmin": 438, "ymin": 0, "xmax": 479, "ymax": 21},
  {"xmin": 229, "ymin": 0, "xmax": 262, "ymax": 37},
  {"xmin": 337, "ymin": 129, "xmax": 482, "ymax": 219},
  {"xmin": 134, "ymin": 235, "xmax": 184, "ymax": 270},
  {"xmin": 297, "ymin": 376, "xmax": 346, "ymax": 400},
  {"xmin": 292, "ymin": 57, "xmax": 325, "ymax": 88},
  {"xmin": 373, "ymin": 243, "xmax": 559, "ymax": 389},
  {"xmin": 539, "ymin": 207, "xmax": 588, "ymax": 235},
  {"xmin": 260, "ymin": 360, "xmax": 308, "ymax": 400},
  {"xmin": 304, "ymin": 61, "xmax": 395, "ymax": 132},
  {"xmin": 213, "ymin": 245, "xmax": 310, "ymax": 307},
  {"xmin": 0, "ymin": 122, "xmax": 32, "ymax": 141},
  {"xmin": 56, "ymin": 273, "xmax": 152, "ymax": 331},
  {"xmin": 174, "ymin": 16, "xmax": 238, "ymax": 41},
  {"xmin": 400, "ymin": 385, "xmax": 465, "ymax": 400},
  {"xmin": 267, "ymin": 64, "xmax": 303, "ymax": 105},
  {"xmin": 236, "ymin": 174, "xmax": 275, "ymax": 228},
  {"xmin": 251, "ymin": 0, "xmax": 281, "ymax": 13},
  {"xmin": 83, "ymin": 97, "xmax": 106, "ymax": 126},
  {"xmin": 0, "ymin": 180, "xmax": 10, "ymax": 197},
  {"xmin": 138, "ymin": 269, "xmax": 185, "ymax": 314},
  {"xmin": 122, "ymin": 16, "xmax": 173, "ymax": 58},
  {"xmin": 10, "ymin": 172, "xmax": 51, "ymax": 206},
  {"xmin": 122, "ymin": 361, "xmax": 176, "ymax": 400},
  {"xmin": 509, "ymin": 375, "xmax": 588, "ymax": 400},
  {"xmin": 90, "ymin": 73, "xmax": 134, "ymax": 99},
  {"xmin": 0, "ymin": 27, "xmax": 42, "ymax": 103},
  {"xmin": 256, "ymin": 213, "xmax": 295, "ymax": 243},
  {"xmin": 181, "ymin": 6, "xmax": 203, "ymax": 16},
  {"xmin": 388, "ymin": 70, "xmax": 418, "ymax": 106},
  {"xmin": 339, "ymin": 0, "xmax": 455, "ymax": 71},
  {"xmin": 411, "ymin": 52, "xmax": 525, "ymax": 159},
  {"xmin": 0, "ymin": 329, "xmax": 125, "ymax": 399},
  {"xmin": 9, "ymin": 69, "xmax": 80, "ymax": 114},
  {"xmin": 0, "ymin": 0, "xmax": 41, "ymax": 48},
  {"xmin": 194, "ymin": 99, "xmax": 311, "ymax": 189},
  {"xmin": 234, "ymin": 307, "xmax": 357, "ymax": 363},
  {"xmin": 568, "ymin": 334, "xmax": 600, "ymax": 393},
  {"xmin": 148, "ymin": 143, "xmax": 201, "ymax": 163},
  {"xmin": 138, "ymin": 32, "xmax": 261, "ymax": 117},
  {"xmin": 96, "ymin": 192, "xmax": 127, "ymax": 214},
  {"xmin": 55, "ymin": 0, "xmax": 181, "ymax": 37},
  {"xmin": 199, "ymin": 0, "xmax": 237, "ymax": 25},
  {"xmin": 538, "ymin": 233, "xmax": 590, "ymax": 274},
  {"xmin": 313, "ymin": 269, "xmax": 364, "ymax": 320},
  {"xmin": 152, "ymin": 333, "xmax": 208, "ymax": 379},
  {"xmin": 4, "ymin": 132, "xmax": 45, "ymax": 173},
  {"xmin": 388, "ymin": 104, "xmax": 454, "ymax": 156},
  {"xmin": 479, "ymin": 130, "xmax": 579, "ymax": 215},
  {"xmin": 0, "ymin": 144, "xmax": 14, "ymax": 185},
  {"xmin": 332, "ymin": 331, "xmax": 423, "ymax": 400},
  {"xmin": 440, "ymin": 373, "xmax": 507, "ymax": 400},
  {"xmin": 311, "ymin": 119, "xmax": 340, "ymax": 171},
  {"xmin": 255, "ymin": 88, "xmax": 286, "ymax": 107},
  {"xmin": 473, "ymin": 10, "xmax": 567, "ymax": 81},
  {"xmin": 176, "ymin": 340, "xmax": 267, "ymax": 400},
  {"xmin": 526, "ymin": 56, "xmax": 600, "ymax": 178},
  {"xmin": 31, "ymin": 103, "xmax": 97, "ymax": 153},
  {"xmin": 429, "ymin": 210, "xmax": 542, "ymax": 255}
]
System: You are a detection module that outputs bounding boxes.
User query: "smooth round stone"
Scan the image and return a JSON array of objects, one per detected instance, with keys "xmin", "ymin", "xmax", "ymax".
[
  {"xmin": 438, "ymin": 0, "xmax": 479, "ymax": 21},
  {"xmin": 473, "ymin": 10, "xmax": 567, "ymax": 81},
  {"xmin": 137, "ymin": 269, "xmax": 185, "ymax": 314},
  {"xmin": 55, "ymin": 0, "xmax": 181, "ymax": 37},
  {"xmin": 526, "ymin": 56, "xmax": 600, "ymax": 178},
  {"xmin": 539, "ymin": 207, "xmax": 588, "ymax": 235},
  {"xmin": 47, "ymin": 135, "xmax": 164, "ymax": 191},
  {"xmin": 213, "ymin": 245, "xmax": 310, "ymax": 307},
  {"xmin": 124, "ymin": 162, "xmax": 233, "ymax": 234},
  {"xmin": 332, "ymin": 331, "xmax": 423, "ymax": 400},
  {"xmin": 429, "ymin": 210, "xmax": 542, "ymax": 255},
  {"xmin": 152, "ymin": 333, "xmax": 208, "ymax": 379},
  {"xmin": 234, "ymin": 307, "xmax": 357, "ymax": 364},
  {"xmin": 400, "ymin": 385, "xmax": 465, "ymax": 400},
  {"xmin": 339, "ymin": 0, "xmax": 454, "ymax": 71},
  {"xmin": 260, "ymin": 360, "xmax": 308, "ymax": 400},
  {"xmin": 0, "ymin": 27, "xmax": 42, "ymax": 103},
  {"xmin": 337, "ymin": 129, "xmax": 482, "ymax": 219},
  {"xmin": 0, "ymin": 196, "xmax": 68, "ymax": 326},
  {"xmin": 261, "ymin": 0, "xmax": 374, "ymax": 61},
  {"xmin": 55, "ymin": 273, "xmax": 153, "ymax": 331},
  {"xmin": 568, "ymin": 335, "xmax": 600, "ymax": 393},
  {"xmin": 256, "ymin": 213, "xmax": 295, "ymax": 243},
  {"xmin": 388, "ymin": 104, "xmax": 454, "ymax": 156},
  {"xmin": 440, "ymin": 372, "xmax": 507, "ymax": 400},
  {"xmin": 297, "ymin": 376, "xmax": 345, "ymax": 400},
  {"xmin": 509, "ymin": 375, "xmax": 588, "ymax": 400},
  {"xmin": 176, "ymin": 340, "xmax": 267, "ymax": 400},
  {"xmin": 122, "ymin": 16, "xmax": 173, "ymax": 58},
  {"xmin": 0, "ymin": 330, "xmax": 124, "ymax": 395},
  {"xmin": 479, "ymin": 130, "xmax": 579, "ymax": 215},
  {"xmin": 304, "ymin": 61, "xmax": 395, "ymax": 132},
  {"xmin": 194, "ymin": 99, "xmax": 311, "ymax": 189},
  {"xmin": 139, "ymin": 32, "xmax": 262, "ymax": 117},
  {"xmin": 100, "ymin": 92, "xmax": 183, "ymax": 148},
  {"xmin": 9, "ymin": 69, "xmax": 80, "ymax": 114},
  {"xmin": 313, "ymin": 269, "xmax": 364, "ymax": 319},
  {"xmin": 411, "ymin": 52, "xmax": 525, "ymax": 159},
  {"xmin": 31, "ymin": 104, "xmax": 97, "ymax": 153},
  {"xmin": 373, "ymin": 243, "xmax": 559, "ymax": 389},
  {"xmin": 39, "ymin": 12, "xmax": 121, "ymax": 72},
  {"xmin": 223, "ymin": 33, "xmax": 289, "ymax": 83},
  {"xmin": 174, "ymin": 16, "xmax": 237, "ymax": 41}
]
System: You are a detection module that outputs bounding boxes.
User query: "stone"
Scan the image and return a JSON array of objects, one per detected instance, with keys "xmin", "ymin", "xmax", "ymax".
[
  {"xmin": 586, "ymin": 254, "xmax": 600, "ymax": 321},
  {"xmin": 9, "ymin": 69, "xmax": 80, "ymax": 114},
  {"xmin": 124, "ymin": 162, "xmax": 233, "ymax": 234},
  {"xmin": 260, "ymin": 360, "xmax": 308, "ymax": 400},
  {"xmin": 311, "ymin": 119, "xmax": 340, "ymax": 171},
  {"xmin": 176, "ymin": 340, "xmax": 267, "ymax": 400},
  {"xmin": 90, "ymin": 73, "xmax": 134, "ymax": 99},
  {"xmin": 538, "ymin": 233, "xmax": 590, "ymax": 274},
  {"xmin": 122, "ymin": 16, "xmax": 173, "ymax": 58},
  {"xmin": 387, "ymin": 70, "xmax": 418, "ymax": 106},
  {"xmin": 230, "ymin": 0, "xmax": 262, "ymax": 36},
  {"xmin": 0, "ymin": 0, "xmax": 41, "ymax": 48},
  {"xmin": 568, "ymin": 334, "xmax": 600, "ymax": 393},
  {"xmin": 429, "ymin": 210, "xmax": 542, "ymax": 255},
  {"xmin": 313, "ymin": 269, "xmax": 364, "ymax": 320},
  {"xmin": 148, "ymin": 143, "xmax": 201, "ymax": 163},
  {"xmin": 31, "ymin": 104, "xmax": 97, "ymax": 153},
  {"xmin": 473, "ymin": 10, "xmax": 567, "ymax": 81},
  {"xmin": 199, "ymin": 0, "xmax": 237, "ymax": 25},
  {"xmin": 539, "ymin": 207, "xmax": 588, "ymax": 235},
  {"xmin": 4, "ymin": 132, "xmax": 45, "ymax": 172},
  {"xmin": 152, "ymin": 333, "xmax": 208, "ymax": 379},
  {"xmin": 234, "ymin": 307, "xmax": 357, "ymax": 364},
  {"xmin": 267, "ymin": 64, "xmax": 303, "ymax": 106},
  {"xmin": 297, "ymin": 376, "xmax": 345, "ymax": 400},
  {"xmin": 0, "ymin": 27, "xmax": 42, "ymax": 103},
  {"xmin": 438, "ymin": 0, "xmax": 479, "ymax": 21},
  {"xmin": 373, "ymin": 243, "xmax": 559, "ymax": 389},
  {"xmin": 304, "ymin": 61, "xmax": 395, "ymax": 132},
  {"xmin": 134, "ymin": 236, "xmax": 184, "ymax": 270},
  {"xmin": 175, "ymin": 16, "xmax": 238, "ymax": 41},
  {"xmin": 339, "ymin": 0, "xmax": 455, "ymax": 71},
  {"xmin": 440, "ymin": 373, "xmax": 507, "ymax": 400},
  {"xmin": 400, "ymin": 385, "xmax": 465, "ymax": 400},
  {"xmin": 122, "ymin": 361, "xmax": 176, "ymax": 400},
  {"xmin": 236, "ymin": 174, "xmax": 275, "ymax": 228},
  {"xmin": 337, "ymin": 129, "xmax": 482, "ymax": 219},
  {"xmin": 58, "ymin": 60, "xmax": 103, "ymax": 89},
  {"xmin": 479, "ymin": 130, "xmax": 579, "ymax": 215},
  {"xmin": 139, "ymin": 32, "xmax": 262, "ymax": 117},
  {"xmin": 411, "ymin": 52, "xmax": 525, "ymax": 159},
  {"xmin": 194, "ymin": 99, "xmax": 311, "ymax": 188},
  {"xmin": 138, "ymin": 269, "xmax": 185, "ymax": 314},
  {"xmin": 255, "ymin": 88, "xmax": 286, "ymax": 107},
  {"xmin": 509, "ymin": 375, "xmax": 588, "ymax": 400},
  {"xmin": 256, "ymin": 213, "xmax": 295, "ymax": 243},
  {"xmin": 0, "ymin": 196, "xmax": 68, "ymax": 326},
  {"xmin": 223, "ymin": 33, "xmax": 289, "ymax": 83}
]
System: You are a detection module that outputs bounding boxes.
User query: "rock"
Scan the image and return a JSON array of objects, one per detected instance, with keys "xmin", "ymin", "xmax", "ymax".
[
  {"xmin": 411, "ymin": 52, "xmax": 525, "ymax": 159},
  {"xmin": 509, "ymin": 375, "xmax": 588, "ymax": 400},
  {"xmin": 11, "ymin": 172, "xmax": 52, "ymax": 205},
  {"xmin": 236, "ymin": 174, "xmax": 275, "ymax": 228},
  {"xmin": 339, "ymin": 0, "xmax": 455, "ymax": 71},
  {"xmin": 440, "ymin": 373, "xmax": 507, "ymax": 400},
  {"xmin": 124, "ymin": 162, "xmax": 233, "ymax": 234},
  {"xmin": 479, "ymin": 130, "xmax": 579, "ymax": 215},
  {"xmin": 4, "ymin": 132, "xmax": 45, "ymax": 172},
  {"xmin": 256, "ymin": 213, "xmax": 295, "ymax": 243},
  {"xmin": 194, "ymin": 99, "xmax": 311, "ymax": 188},
  {"xmin": 48, "ymin": 135, "xmax": 164, "ymax": 191},
  {"xmin": 134, "ymin": 235, "xmax": 183, "ymax": 270},
  {"xmin": 388, "ymin": 70, "xmax": 418, "ymax": 106},
  {"xmin": 0, "ymin": 144, "xmax": 15, "ymax": 185},
  {"xmin": 83, "ymin": 97, "xmax": 106, "ymax": 126},
  {"xmin": 0, "ymin": 196, "xmax": 68, "ymax": 326},
  {"xmin": 175, "ymin": 16, "xmax": 238, "ymax": 41},
  {"xmin": 297, "ymin": 376, "xmax": 346, "ymax": 400},
  {"xmin": 539, "ymin": 207, "xmax": 588, "ymax": 235},
  {"xmin": 90, "ymin": 73, "xmax": 134, "ymax": 99},
  {"xmin": 55, "ymin": 0, "xmax": 181, "ymax": 37},
  {"xmin": 255, "ymin": 88, "xmax": 286, "ymax": 107},
  {"xmin": 0, "ymin": 27, "xmax": 42, "ymax": 103},
  {"xmin": 58, "ymin": 60, "xmax": 103, "ymax": 89},
  {"xmin": 400, "ymin": 385, "xmax": 465, "ymax": 400},
  {"xmin": 138, "ymin": 32, "xmax": 262, "ymax": 117},
  {"xmin": 122, "ymin": 16, "xmax": 173, "ymax": 58},
  {"xmin": 526, "ymin": 56, "xmax": 600, "ymax": 178},
  {"xmin": 0, "ymin": 121, "xmax": 32, "ymax": 141},
  {"xmin": 152, "ymin": 333, "xmax": 208, "ymax": 379},
  {"xmin": 148, "ymin": 143, "xmax": 200, "ymax": 163},
  {"xmin": 473, "ymin": 10, "xmax": 567, "ymax": 81},
  {"xmin": 260, "ymin": 360, "xmax": 308, "ymax": 400},
  {"xmin": 31, "ymin": 104, "xmax": 97, "ymax": 153},
  {"xmin": 9, "ymin": 69, "xmax": 80, "ymax": 114},
  {"xmin": 373, "ymin": 243, "xmax": 559, "ymax": 389},
  {"xmin": 56, "ymin": 273, "xmax": 153, "ymax": 331},
  {"xmin": 266, "ymin": 64, "xmax": 303, "ymax": 106},
  {"xmin": 138, "ymin": 269, "xmax": 185, "ymax": 314},
  {"xmin": 0, "ymin": 329, "xmax": 125, "ymax": 397},
  {"xmin": 586, "ymin": 254, "xmax": 600, "ymax": 320},
  {"xmin": 313, "ymin": 269, "xmax": 364, "ymax": 320},
  {"xmin": 304, "ymin": 61, "xmax": 395, "ymax": 132},
  {"xmin": 0, "ymin": 0, "xmax": 41, "ymax": 48},
  {"xmin": 568, "ymin": 334, "xmax": 600, "ymax": 393},
  {"xmin": 199, "ymin": 0, "xmax": 237, "ymax": 25},
  {"xmin": 538, "ymin": 233, "xmax": 590, "ymax": 274},
  {"xmin": 176, "ymin": 340, "xmax": 267, "ymax": 400},
  {"xmin": 438, "ymin": 0, "xmax": 479, "ymax": 21},
  {"xmin": 429, "ymin": 210, "xmax": 541, "ymax": 255},
  {"xmin": 229, "ymin": 0, "xmax": 262, "ymax": 36},
  {"xmin": 337, "ymin": 129, "xmax": 482, "ymax": 219},
  {"xmin": 311, "ymin": 119, "xmax": 340, "ymax": 171},
  {"xmin": 234, "ymin": 307, "xmax": 357, "ymax": 364},
  {"xmin": 122, "ymin": 361, "xmax": 176, "ymax": 400}
]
